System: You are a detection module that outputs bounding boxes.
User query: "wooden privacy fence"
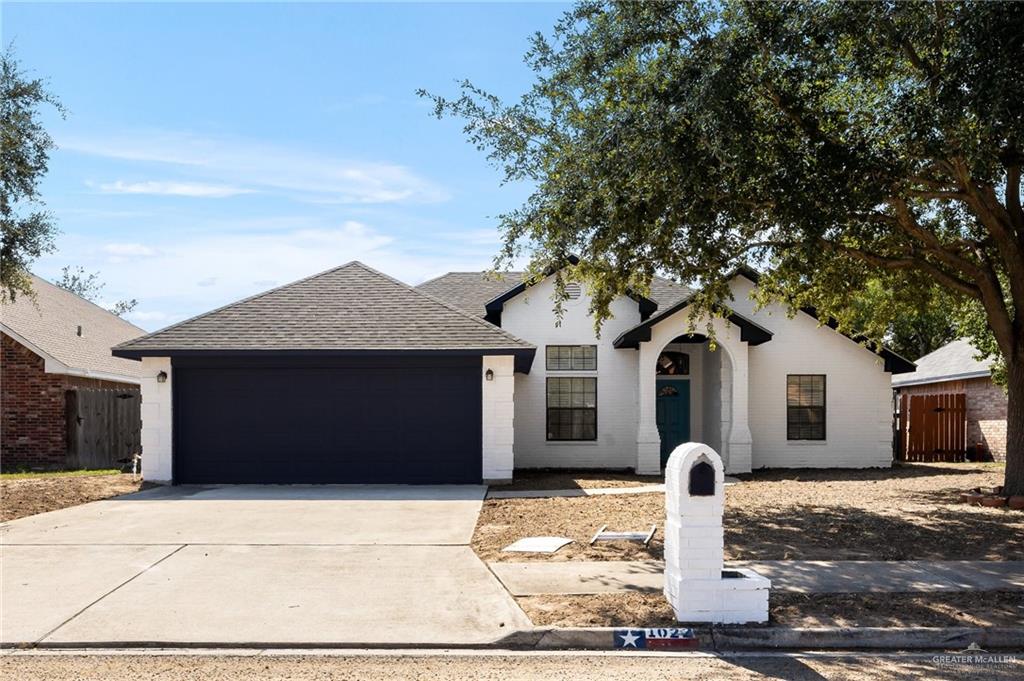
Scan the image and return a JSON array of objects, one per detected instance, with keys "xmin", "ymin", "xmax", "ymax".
[
  {"xmin": 66, "ymin": 388, "xmax": 142, "ymax": 469},
  {"xmin": 897, "ymin": 392, "xmax": 966, "ymax": 462}
]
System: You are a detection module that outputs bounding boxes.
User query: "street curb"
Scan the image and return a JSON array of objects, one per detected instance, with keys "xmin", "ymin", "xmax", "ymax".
[
  {"xmin": 509, "ymin": 626, "xmax": 1024, "ymax": 651},
  {"xmin": 5, "ymin": 626, "xmax": 1023, "ymax": 652}
]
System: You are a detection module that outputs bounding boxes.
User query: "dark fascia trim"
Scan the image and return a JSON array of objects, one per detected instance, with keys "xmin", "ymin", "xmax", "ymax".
[
  {"xmin": 732, "ymin": 267, "xmax": 916, "ymax": 375},
  {"xmin": 483, "ymin": 255, "xmax": 659, "ymax": 323},
  {"xmin": 112, "ymin": 347, "xmax": 537, "ymax": 374},
  {"xmin": 610, "ymin": 303, "xmax": 770, "ymax": 348},
  {"xmin": 613, "ymin": 294, "xmax": 774, "ymax": 349}
]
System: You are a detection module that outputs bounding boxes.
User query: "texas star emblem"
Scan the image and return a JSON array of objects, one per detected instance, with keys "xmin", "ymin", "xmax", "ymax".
[{"xmin": 613, "ymin": 628, "xmax": 698, "ymax": 650}]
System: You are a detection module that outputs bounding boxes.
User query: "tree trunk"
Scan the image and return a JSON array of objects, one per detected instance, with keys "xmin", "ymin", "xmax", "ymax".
[{"xmin": 1004, "ymin": 358, "xmax": 1024, "ymax": 496}]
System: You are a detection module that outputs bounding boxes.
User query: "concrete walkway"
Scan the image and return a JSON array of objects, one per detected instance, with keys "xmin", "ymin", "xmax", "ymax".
[
  {"xmin": 1, "ymin": 485, "xmax": 531, "ymax": 647},
  {"xmin": 489, "ymin": 560, "xmax": 1024, "ymax": 596}
]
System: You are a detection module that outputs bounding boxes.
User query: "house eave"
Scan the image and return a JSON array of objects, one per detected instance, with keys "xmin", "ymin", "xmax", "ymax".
[
  {"xmin": 893, "ymin": 369, "xmax": 991, "ymax": 388},
  {"xmin": 111, "ymin": 346, "xmax": 538, "ymax": 374},
  {"xmin": 1, "ymin": 323, "xmax": 142, "ymax": 385}
]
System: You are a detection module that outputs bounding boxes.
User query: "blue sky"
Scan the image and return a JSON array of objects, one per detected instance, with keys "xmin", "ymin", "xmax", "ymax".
[{"xmin": 3, "ymin": 2, "xmax": 569, "ymax": 330}]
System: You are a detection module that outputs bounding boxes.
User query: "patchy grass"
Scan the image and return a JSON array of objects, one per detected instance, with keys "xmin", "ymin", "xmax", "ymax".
[
  {"xmin": 517, "ymin": 591, "xmax": 1024, "ymax": 628},
  {"xmin": 0, "ymin": 468, "xmax": 121, "ymax": 480},
  {"xmin": 476, "ymin": 463, "xmax": 1024, "ymax": 562},
  {"xmin": 1, "ymin": 473, "xmax": 146, "ymax": 522}
]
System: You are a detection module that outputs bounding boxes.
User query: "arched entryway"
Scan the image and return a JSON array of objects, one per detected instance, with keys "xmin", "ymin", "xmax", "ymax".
[{"xmin": 635, "ymin": 316, "xmax": 753, "ymax": 475}]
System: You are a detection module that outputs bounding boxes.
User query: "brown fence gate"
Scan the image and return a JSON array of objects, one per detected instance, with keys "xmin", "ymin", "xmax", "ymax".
[
  {"xmin": 896, "ymin": 392, "xmax": 967, "ymax": 462},
  {"xmin": 66, "ymin": 388, "xmax": 142, "ymax": 469}
]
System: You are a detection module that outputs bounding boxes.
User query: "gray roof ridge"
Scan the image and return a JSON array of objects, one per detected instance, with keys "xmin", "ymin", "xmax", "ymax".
[
  {"xmin": 114, "ymin": 261, "xmax": 366, "ymax": 350},
  {"xmin": 27, "ymin": 273, "xmax": 147, "ymax": 335},
  {"xmin": 350, "ymin": 262, "xmax": 535, "ymax": 349}
]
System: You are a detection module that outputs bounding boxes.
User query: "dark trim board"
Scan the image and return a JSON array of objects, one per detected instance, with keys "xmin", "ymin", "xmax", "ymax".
[
  {"xmin": 483, "ymin": 255, "xmax": 659, "ymax": 326},
  {"xmin": 613, "ymin": 303, "xmax": 774, "ymax": 349},
  {"xmin": 116, "ymin": 347, "xmax": 537, "ymax": 374},
  {"xmin": 170, "ymin": 355, "xmax": 483, "ymax": 485},
  {"xmin": 732, "ymin": 268, "xmax": 915, "ymax": 375}
]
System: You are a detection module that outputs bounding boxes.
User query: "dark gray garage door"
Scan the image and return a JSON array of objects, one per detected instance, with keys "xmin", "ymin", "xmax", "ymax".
[{"xmin": 172, "ymin": 356, "xmax": 482, "ymax": 484}]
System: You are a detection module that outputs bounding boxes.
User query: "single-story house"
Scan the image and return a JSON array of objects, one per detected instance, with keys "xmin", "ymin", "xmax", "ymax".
[
  {"xmin": 892, "ymin": 338, "xmax": 1006, "ymax": 461},
  {"xmin": 113, "ymin": 261, "xmax": 914, "ymax": 484},
  {"xmin": 1, "ymin": 274, "xmax": 146, "ymax": 470}
]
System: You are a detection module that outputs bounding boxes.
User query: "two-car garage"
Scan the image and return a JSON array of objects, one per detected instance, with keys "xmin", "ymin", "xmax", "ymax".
[
  {"xmin": 113, "ymin": 262, "xmax": 533, "ymax": 485},
  {"xmin": 172, "ymin": 357, "xmax": 483, "ymax": 484}
]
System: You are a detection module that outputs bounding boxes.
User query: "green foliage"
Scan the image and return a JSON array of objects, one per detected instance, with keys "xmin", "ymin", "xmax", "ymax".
[
  {"xmin": 57, "ymin": 265, "xmax": 138, "ymax": 318},
  {"xmin": 421, "ymin": 1, "xmax": 1023, "ymax": 361},
  {"xmin": 849, "ymin": 281, "xmax": 959, "ymax": 361},
  {"xmin": 1, "ymin": 46, "xmax": 64, "ymax": 302}
]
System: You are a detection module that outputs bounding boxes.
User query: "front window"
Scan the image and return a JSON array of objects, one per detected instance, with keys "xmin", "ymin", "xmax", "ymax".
[
  {"xmin": 787, "ymin": 375, "xmax": 826, "ymax": 440},
  {"xmin": 546, "ymin": 345, "xmax": 597, "ymax": 371},
  {"xmin": 547, "ymin": 377, "xmax": 597, "ymax": 440}
]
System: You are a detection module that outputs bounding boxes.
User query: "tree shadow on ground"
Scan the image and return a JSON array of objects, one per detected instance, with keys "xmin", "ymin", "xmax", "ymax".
[
  {"xmin": 725, "ymin": 504, "xmax": 1024, "ymax": 561},
  {"xmin": 737, "ymin": 463, "xmax": 1002, "ymax": 484}
]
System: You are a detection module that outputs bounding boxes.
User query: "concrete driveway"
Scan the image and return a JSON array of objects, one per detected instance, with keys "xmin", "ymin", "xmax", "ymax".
[{"xmin": 0, "ymin": 485, "xmax": 531, "ymax": 647}]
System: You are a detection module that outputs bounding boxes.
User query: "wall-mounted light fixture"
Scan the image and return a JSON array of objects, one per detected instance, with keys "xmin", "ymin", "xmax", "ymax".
[
  {"xmin": 485, "ymin": 369, "xmax": 494, "ymax": 381},
  {"xmin": 156, "ymin": 371, "xmax": 168, "ymax": 383}
]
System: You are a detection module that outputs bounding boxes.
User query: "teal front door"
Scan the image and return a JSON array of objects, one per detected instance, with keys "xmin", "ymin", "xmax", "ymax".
[{"xmin": 656, "ymin": 379, "xmax": 691, "ymax": 467}]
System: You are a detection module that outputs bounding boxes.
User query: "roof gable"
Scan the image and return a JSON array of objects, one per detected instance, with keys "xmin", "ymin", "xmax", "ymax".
[
  {"xmin": 1, "ymin": 275, "xmax": 146, "ymax": 380},
  {"xmin": 731, "ymin": 268, "xmax": 915, "ymax": 374},
  {"xmin": 114, "ymin": 262, "xmax": 535, "ymax": 358},
  {"xmin": 416, "ymin": 264, "xmax": 692, "ymax": 322}
]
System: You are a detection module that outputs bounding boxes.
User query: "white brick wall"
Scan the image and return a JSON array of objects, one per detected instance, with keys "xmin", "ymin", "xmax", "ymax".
[
  {"xmin": 139, "ymin": 357, "xmax": 173, "ymax": 483},
  {"xmin": 663, "ymin": 443, "xmax": 770, "ymax": 624},
  {"xmin": 501, "ymin": 275, "xmax": 642, "ymax": 469},
  {"xmin": 482, "ymin": 355, "xmax": 515, "ymax": 481},
  {"xmin": 726, "ymin": 277, "xmax": 893, "ymax": 469}
]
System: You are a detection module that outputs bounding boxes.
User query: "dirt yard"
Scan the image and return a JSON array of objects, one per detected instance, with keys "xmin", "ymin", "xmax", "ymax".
[
  {"xmin": 517, "ymin": 591, "xmax": 1024, "ymax": 628},
  {"xmin": 496, "ymin": 470, "xmax": 663, "ymax": 491},
  {"xmin": 0, "ymin": 472, "xmax": 146, "ymax": 522},
  {"xmin": 475, "ymin": 463, "xmax": 1024, "ymax": 562}
]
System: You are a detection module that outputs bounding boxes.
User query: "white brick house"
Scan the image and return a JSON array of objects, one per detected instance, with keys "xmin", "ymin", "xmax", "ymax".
[
  {"xmin": 421, "ymin": 264, "xmax": 913, "ymax": 475},
  {"xmin": 116, "ymin": 261, "xmax": 913, "ymax": 485}
]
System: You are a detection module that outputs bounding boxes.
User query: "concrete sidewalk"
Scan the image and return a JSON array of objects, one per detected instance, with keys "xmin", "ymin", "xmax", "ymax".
[{"xmin": 490, "ymin": 560, "xmax": 1024, "ymax": 596}]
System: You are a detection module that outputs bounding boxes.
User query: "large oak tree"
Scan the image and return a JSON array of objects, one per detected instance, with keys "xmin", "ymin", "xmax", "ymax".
[{"xmin": 423, "ymin": 1, "xmax": 1024, "ymax": 492}]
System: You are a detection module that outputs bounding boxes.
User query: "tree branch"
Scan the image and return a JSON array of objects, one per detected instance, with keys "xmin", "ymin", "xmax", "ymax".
[{"xmin": 817, "ymin": 238, "xmax": 981, "ymax": 299}]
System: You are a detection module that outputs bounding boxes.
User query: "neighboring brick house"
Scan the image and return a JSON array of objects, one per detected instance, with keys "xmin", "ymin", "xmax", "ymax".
[
  {"xmin": 892, "ymin": 338, "xmax": 1007, "ymax": 461},
  {"xmin": 1, "ymin": 275, "xmax": 146, "ymax": 470}
]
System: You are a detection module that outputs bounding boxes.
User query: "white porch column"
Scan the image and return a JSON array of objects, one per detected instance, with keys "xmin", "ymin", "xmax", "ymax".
[
  {"xmin": 482, "ymin": 355, "xmax": 515, "ymax": 483},
  {"xmin": 139, "ymin": 356, "xmax": 173, "ymax": 483},
  {"xmin": 723, "ymin": 339, "xmax": 753, "ymax": 474},
  {"xmin": 636, "ymin": 341, "xmax": 662, "ymax": 474}
]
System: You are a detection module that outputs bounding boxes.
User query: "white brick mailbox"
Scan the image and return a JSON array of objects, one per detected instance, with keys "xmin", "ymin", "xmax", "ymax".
[{"xmin": 664, "ymin": 442, "xmax": 770, "ymax": 624}]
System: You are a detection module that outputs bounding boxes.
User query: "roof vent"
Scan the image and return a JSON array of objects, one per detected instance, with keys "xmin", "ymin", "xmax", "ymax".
[
  {"xmin": 76, "ymin": 325, "xmax": 83, "ymax": 337},
  {"xmin": 565, "ymin": 282, "xmax": 582, "ymax": 300}
]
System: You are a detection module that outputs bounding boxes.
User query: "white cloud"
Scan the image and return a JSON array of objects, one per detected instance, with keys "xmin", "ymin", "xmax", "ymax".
[
  {"xmin": 62, "ymin": 131, "xmax": 448, "ymax": 204},
  {"xmin": 102, "ymin": 243, "xmax": 159, "ymax": 257},
  {"xmin": 96, "ymin": 180, "xmax": 253, "ymax": 198},
  {"xmin": 36, "ymin": 220, "xmax": 498, "ymax": 331}
]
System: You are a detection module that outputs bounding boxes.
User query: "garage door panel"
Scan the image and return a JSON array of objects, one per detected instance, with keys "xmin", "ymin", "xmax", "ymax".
[{"xmin": 173, "ymin": 360, "xmax": 481, "ymax": 484}]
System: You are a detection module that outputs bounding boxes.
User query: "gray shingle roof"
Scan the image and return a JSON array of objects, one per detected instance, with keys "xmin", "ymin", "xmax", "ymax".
[
  {"xmin": 892, "ymin": 338, "xmax": 993, "ymax": 387},
  {"xmin": 113, "ymin": 262, "xmax": 533, "ymax": 355},
  {"xmin": 416, "ymin": 271, "xmax": 525, "ymax": 316},
  {"xmin": 1, "ymin": 274, "xmax": 147, "ymax": 380},
  {"xmin": 415, "ymin": 271, "xmax": 692, "ymax": 317}
]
